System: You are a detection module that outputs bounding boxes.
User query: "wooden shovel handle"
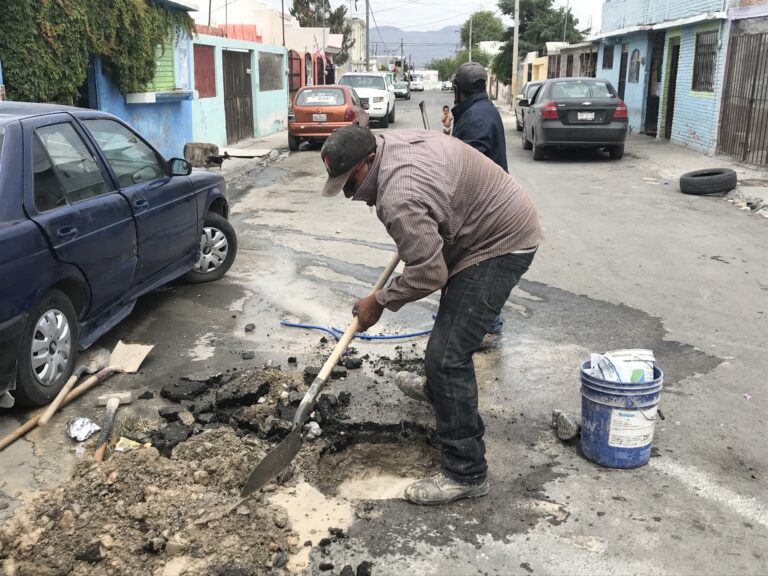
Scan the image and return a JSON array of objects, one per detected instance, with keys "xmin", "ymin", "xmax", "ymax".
[
  {"xmin": 0, "ymin": 367, "xmax": 113, "ymax": 452},
  {"xmin": 316, "ymin": 253, "xmax": 400, "ymax": 383},
  {"xmin": 38, "ymin": 373, "xmax": 80, "ymax": 426}
]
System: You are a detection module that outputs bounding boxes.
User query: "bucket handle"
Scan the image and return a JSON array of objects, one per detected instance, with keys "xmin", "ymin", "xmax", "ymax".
[{"xmin": 628, "ymin": 399, "xmax": 665, "ymax": 421}]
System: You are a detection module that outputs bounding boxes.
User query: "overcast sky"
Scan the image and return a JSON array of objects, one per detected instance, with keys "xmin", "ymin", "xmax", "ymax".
[{"xmin": 256, "ymin": 0, "xmax": 604, "ymax": 34}]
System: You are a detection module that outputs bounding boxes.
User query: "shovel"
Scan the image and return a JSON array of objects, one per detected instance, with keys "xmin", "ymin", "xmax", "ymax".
[
  {"xmin": 241, "ymin": 253, "xmax": 400, "ymax": 497},
  {"xmin": 0, "ymin": 341, "xmax": 154, "ymax": 452},
  {"xmin": 38, "ymin": 348, "xmax": 111, "ymax": 426}
]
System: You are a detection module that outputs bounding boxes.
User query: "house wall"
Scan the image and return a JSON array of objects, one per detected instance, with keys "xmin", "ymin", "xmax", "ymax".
[
  {"xmin": 658, "ymin": 21, "xmax": 727, "ymax": 153},
  {"xmin": 191, "ymin": 34, "xmax": 288, "ymax": 147},
  {"xmin": 94, "ymin": 34, "xmax": 194, "ymax": 160},
  {"xmin": 596, "ymin": 33, "xmax": 652, "ymax": 132},
  {"xmin": 602, "ymin": 0, "xmax": 726, "ymax": 31}
]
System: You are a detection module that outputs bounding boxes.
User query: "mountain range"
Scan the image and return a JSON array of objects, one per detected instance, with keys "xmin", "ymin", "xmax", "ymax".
[{"xmin": 367, "ymin": 25, "xmax": 462, "ymax": 68}]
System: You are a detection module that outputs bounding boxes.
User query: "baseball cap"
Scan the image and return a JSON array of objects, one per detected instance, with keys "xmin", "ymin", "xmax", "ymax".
[
  {"xmin": 450, "ymin": 62, "xmax": 488, "ymax": 92},
  {"xmin": 320, "ymin": 125, "xmax": 377, "ymax": 197}
]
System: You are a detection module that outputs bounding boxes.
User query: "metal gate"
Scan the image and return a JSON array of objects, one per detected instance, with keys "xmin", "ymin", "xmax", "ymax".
[
  {"xmin": 719, "ymin": 19, "xmax": 768, "ymax": 166},
  {"xmin": 288, "ymin": 50, "xmax": 302, "ymax": 101},
  {"xmin": 223, "ymin": 50, "xmax": 254, "ymax": 145}
]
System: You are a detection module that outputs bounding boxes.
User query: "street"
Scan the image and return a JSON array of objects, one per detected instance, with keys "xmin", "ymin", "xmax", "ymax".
[{"xmin": 1, "ymin": 90, "xmax": 767, "ymax": 575}]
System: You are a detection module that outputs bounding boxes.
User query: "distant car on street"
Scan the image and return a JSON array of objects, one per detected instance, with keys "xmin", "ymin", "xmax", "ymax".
[
  {"xmin": 288, "ymin": 85, "xmax": 369, "ymax": 151},
  {"xmin": 520, "ymin": 78, "xmax": 629, "ymax": 160},
  {"xmin": 410, "ymin": 74, "xmax": 425, "ymax": 92},
  {"xmin": 441, "ymin": 81, "xmax": 453, "ymax": 91},
  {"xmin": 338, "ymin": 72, "xmax": 396, "ymax": 128},
  {"xmin": 0, "ymin": 102, "xmax": 237, "ymax": 407},
  {"xmin": 393, "ymin": 81, "xmax": 411, "ymax": 100},
  {"xmin": 514, "ymin": 81, "xmax": 543, "ymax": 131}
]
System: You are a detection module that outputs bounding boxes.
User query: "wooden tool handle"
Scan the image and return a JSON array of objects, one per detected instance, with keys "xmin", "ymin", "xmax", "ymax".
[
  {"xmin": 38, "ymin": 373, "xmax": 79, "ymax": 426},
  {"xmin": 0, "ymin": 367, "xmax": 113, "ymax": 453},
  {"xmin": 316, "ymin": 253, "xmax": 400, "ymax": 383}
]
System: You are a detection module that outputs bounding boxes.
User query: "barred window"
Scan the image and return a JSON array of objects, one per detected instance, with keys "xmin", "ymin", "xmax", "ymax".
[
  {"xmin": 259, "ymin": 52, "xmax": 284, "ymax": 92},
  {"xmin": 692, "ymin": 31, "xmax": 718, "ymax": 92},
  {"xmin": 628, "ymin": 49, "xmax": 641, "ymax": 83},
  {"xmin": 603, "ymin": 45, "xmax": 614, "ymax": 69}
]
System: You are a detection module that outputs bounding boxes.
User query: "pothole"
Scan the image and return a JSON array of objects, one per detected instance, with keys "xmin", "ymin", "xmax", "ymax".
[{"xmin": 313, "ymin": 439, "xmax": 440, "ymax": 501}]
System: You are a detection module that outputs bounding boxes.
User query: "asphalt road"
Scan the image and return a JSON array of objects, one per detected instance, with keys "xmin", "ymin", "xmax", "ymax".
[{"xmin": 1, "ymin": 90, "xmax": 766, "ymax": 575}]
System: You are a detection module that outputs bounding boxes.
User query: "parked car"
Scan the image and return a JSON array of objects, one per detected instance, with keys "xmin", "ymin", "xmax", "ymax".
[
  {"xmin": 0, "ymin": 102, "xmax": 237, "ymax": 407},
  {"xmin": 393, "ymin": 81, "xmax": 411, "ymax": 100},
  {"xmin": 520, "ymin": 78, "xmax": 628, "ymax": 160},
  {"xmin": 288, "ymin": 85, "xmax": 369, "ymax": 151},
  {"xmin": 410, "ymin": 75, "xmax": 425, "ymax": 92},
  {"xmin": 338, "ymin": 72, "xmax": 396, "ymax": 128},
  {"xmin": 441, "ymin": 81, "xmax": 453, "ymax": 91},
  {"xmin": 514, "ymin": 81, "xmax": 542, "ymax": 131}
]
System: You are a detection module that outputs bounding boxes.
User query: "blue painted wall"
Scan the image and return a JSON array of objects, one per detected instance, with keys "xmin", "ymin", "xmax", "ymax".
[
  {"xmin": 191, "ymin": 34, "xmax": 287, "ymax": 147},
  {"xmin": 658, "ymin": 22, "xmax": 727, "ymax": 154},
  {"xmin": 94, "ymin": 34, "xmax": 194, "ymax": 160},
  {"xmin": 602, "ymin": 0, "xmax": 725, "ymax": 32},
  {"xmin": 596, "ymin": 33, "xmax": 652, "ymax": 134}
]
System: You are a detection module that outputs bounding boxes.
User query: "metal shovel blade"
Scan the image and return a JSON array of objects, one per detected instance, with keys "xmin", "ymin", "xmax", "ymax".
[
  {"xmin": 110, "ymin": 340, "xmax": 155, "ymax": 373},
  {"xmin": 241, "ymin": 425, "xmax": 302, "ymax": 497}
]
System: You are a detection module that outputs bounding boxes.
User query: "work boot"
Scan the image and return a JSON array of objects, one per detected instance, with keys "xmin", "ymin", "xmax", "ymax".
[
  {"xmin": 394, "ymin": 371, "xmax": 429, "ymax": 403},
  {"xmin": 404, "ymin": 473, "xmax": 490, "ymax": 506},
  {"xmin": 478, "ymin": 332, "xmax": 502, "ymax": 351}
]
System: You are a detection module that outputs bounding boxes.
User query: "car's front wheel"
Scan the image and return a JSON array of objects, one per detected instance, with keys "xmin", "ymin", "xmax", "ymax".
[
  {"xmin": 183, "ymin": 213, "xmax": 238, "ymax": 284},
  {"xmin": 388, "ymin": 104, "xmax": 396, "ymax": 123},
  {"xmin": 379, "ymin": 113, "xmax": 389, "ymax": 128},
  {"xmin": 15, "ymin": 290, "xmax": 79, "ymax": 407}
]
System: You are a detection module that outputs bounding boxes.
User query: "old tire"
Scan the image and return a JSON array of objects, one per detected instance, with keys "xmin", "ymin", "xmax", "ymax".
[
  {"xmin": 183, "ymin": 213, "xmax": 238, "ymax": 284},
  {"xmin": 608, "ymin": 145, "xmax": 625, "ymax": 160},
  {"xmin": 522, "ymin": 127, "xmax": 532, "ymax": 150},
  {"xmin": 288, "ymin": 135, "xmax": 300, "ymax": 152},
  {"xmin": 15, "ymin": 290, "xmax": 79, "ymax": 407},
  {"xmin": 532, "ymin": 136, "xmax": 546, "ymax": 160},
  {"xmin": 379, "ymin": 114, "xmax": 389, "ymax": 129},
  {"xmin": 679, "ymin": 168, "xmax": 737, "ymax": 195}
]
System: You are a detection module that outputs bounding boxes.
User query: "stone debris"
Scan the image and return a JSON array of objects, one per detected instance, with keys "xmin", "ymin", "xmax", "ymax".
[
  {"xmin": 357, "ymin": 560, "xmax": 374, "ymax": 576},
  {"xmin": 241, "ymin": 351, "xmax": 255, "ymax": 360},
  {"xmin": 244, "ymin": 323, "xmax": 256, "ymax": 333},
  {"xmin": 161, "ymin": 380, "xmax": 208, "ymax": 402},
  {"xmin": 551, "ymin": 409, "xmax": 581, "ymax": 441},
  {"xmin": 340, "ymin": 565, "xmax": 355, "ymax": 576}
]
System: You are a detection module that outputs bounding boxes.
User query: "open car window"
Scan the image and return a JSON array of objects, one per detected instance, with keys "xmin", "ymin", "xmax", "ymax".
[{"xmin": 551, "ymin": 80, "xmax": 616, "ymax": 99}]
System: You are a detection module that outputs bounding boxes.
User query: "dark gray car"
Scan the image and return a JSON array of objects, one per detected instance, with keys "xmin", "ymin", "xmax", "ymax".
[
  {"xmin": 520, "ymin": 78, "xmax": 629, "ymax": 160},
  {"xmin": 514, "ymin": 81, "xmax": 542, "ymax": 131}
]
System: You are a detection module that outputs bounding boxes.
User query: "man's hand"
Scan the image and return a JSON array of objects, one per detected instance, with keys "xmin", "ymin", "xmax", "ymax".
[{"xmin": 352, "ymin": 294, "xmax": 384, "ymax": 333}]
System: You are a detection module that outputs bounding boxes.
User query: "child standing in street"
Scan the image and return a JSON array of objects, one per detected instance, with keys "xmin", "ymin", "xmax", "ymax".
[{"xmin": 441, "ymin": 105, "xmax": 453, "ymax": 135}]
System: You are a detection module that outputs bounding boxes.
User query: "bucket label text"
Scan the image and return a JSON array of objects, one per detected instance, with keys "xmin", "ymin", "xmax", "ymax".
[{"xmin": 608, "ymin": 407, "xmax": 657, "ymax": 448}]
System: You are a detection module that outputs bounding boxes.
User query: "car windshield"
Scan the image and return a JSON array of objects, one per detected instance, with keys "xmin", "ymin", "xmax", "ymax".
[
  {"xmin": 551, "ymin": 80, "xmax": 615, "ymax": 99},
  {"xmin": 296, "ymin": 88, "xmax": 346, "ymax": 106},
  {"xmin": 339, "ymin": 75, "xmax": 386, "ymax": 90},
  {"xmin": 394, "ymin": 82, "xmax": 407, "ymax": 88}
]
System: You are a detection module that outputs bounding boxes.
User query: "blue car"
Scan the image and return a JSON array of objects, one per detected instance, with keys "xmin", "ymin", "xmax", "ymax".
[{"xmin": 0, "ymin": 103, "xmax": 237, "ymax": 407}]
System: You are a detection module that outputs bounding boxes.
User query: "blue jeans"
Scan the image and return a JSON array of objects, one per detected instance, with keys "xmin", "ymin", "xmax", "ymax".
[{"xmin": 424, "ymin": 251, "xmax": 535, "ymax": 485}]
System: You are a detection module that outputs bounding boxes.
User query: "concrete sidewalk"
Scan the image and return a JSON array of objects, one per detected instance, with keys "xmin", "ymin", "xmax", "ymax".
[
  {"xmin": 495, "ymin": 101, "xmax": 768, "ymax": 217},
  {"xmin": 216, "ymin": 129, "xmax": 289, "ymax": 179}
]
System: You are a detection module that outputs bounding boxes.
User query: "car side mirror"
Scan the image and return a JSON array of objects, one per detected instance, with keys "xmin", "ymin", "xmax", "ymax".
[
  {"xmin": 516, "ymin": 93, "xmax": 524, "ymax": 99},
  {"xmin": 169, "ymin": 158, "xmax": 192, "ymax": 176},
  {"xmin": 518, "ymin": 99, "xmax": 530, "ymax": 107}
]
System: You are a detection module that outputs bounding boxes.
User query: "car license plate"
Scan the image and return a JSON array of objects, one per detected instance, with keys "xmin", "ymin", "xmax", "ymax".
[
  {"xmin": 578, "ymin": 111, "xmax": 595, "ymax": 121},
  {"xmin": 313, "ymin": 114, "xmax": 327, "ymax": 122}
]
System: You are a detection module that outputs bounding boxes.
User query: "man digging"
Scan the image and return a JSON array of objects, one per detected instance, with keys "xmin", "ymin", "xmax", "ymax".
[{"xmin": 319, "ymin": 126, "xmax": 542, "ymax": 506}]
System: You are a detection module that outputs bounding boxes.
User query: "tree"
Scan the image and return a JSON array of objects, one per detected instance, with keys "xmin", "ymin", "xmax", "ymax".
[
  {"xmin": 460, "ymin": 11, "xmax": 504, "ymax": 49},
  {"xmin": 492, "ymin": 0, "xmax": 584, "ymax": 84},
  {"xmin": 290, "ymin": 0, "xmax": 355, "ymax": 65},
  {"xmin": 426, "ymin": 50, "xmax": 492, "ymax": 81}
]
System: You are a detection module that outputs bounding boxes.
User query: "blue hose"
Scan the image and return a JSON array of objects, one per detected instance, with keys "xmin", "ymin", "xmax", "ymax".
[{"xmin": 280, "ymin": 320, "xmax": 431, "ymax": 341}]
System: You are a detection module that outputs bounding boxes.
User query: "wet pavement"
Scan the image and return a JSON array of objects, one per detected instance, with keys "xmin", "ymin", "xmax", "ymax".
[{"xmin": 1, "ymin": 91, "xmax": 767, "ymax": 575}]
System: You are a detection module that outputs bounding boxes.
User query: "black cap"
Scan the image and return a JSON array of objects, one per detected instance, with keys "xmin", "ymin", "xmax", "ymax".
[
  {"xmin": 320, "ymin": 125, "xmax": 377, "ymax": 197},
  {"xmin": 451, "ymin": 62, "xmax": 488, "ymax": 93}
]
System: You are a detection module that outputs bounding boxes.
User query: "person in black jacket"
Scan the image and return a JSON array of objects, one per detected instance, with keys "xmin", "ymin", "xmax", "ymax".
[
  {"xmin": 451, "ymin": 61, "xmax": 509, "ymax": 338},
  {"xmin": 450, "ymin": 62, "xmax": 508, "ymax": 172}
]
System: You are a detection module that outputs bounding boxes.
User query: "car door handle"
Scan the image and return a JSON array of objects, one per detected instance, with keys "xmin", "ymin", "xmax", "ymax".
[
  {"xmin": 133, "ymin": 198, "xmax": 149, "ymax": 210},
  {"xmin": 57, "ymin": 226, "xmax": 78, "ymax": 239}
]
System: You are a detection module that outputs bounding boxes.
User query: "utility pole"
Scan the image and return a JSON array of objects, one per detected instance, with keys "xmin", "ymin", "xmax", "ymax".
[
  {"xmin": 468, "ymin": 16, "xmax": 473, "ymax": 62},
  {"xmin": 563, "ymin": 0, "xmax": 569, "ymax": 43},
  {"xmin": 208, "ymin": 0, "xmax": 212, "ymax": 27},
  {"xmin": 281, "ymin": 0, "xmax": 285, "ymax": 47},
  {"xmin": 365, "ymin": 0, "xmax": 370, "ymax": 71},
  {"xmin": 400, "ymin": 37, "xmax": 404, "ymax": 80},
  {"xmin": 511, "ymin": 0, "xmax": 520, "ymax": 105}
]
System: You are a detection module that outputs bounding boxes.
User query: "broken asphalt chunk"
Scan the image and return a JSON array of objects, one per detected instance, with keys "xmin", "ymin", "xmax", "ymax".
[
  {"xmin": 343, "ymin": 357, "xmax": 363, "ymax": 369},
  {"xmin": 304, "ymin": 366, "xmax": 321, "ymax": 383},
  {"xmin": 357, "ymin": 561, "xmax": 373, "ymax": 576},
  {"xmin": 161, "ymin": 379, "xmax": 208, "ymax": 402}
]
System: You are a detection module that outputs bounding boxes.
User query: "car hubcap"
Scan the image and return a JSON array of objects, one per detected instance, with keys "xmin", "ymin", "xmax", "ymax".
[
  {"xmin": 31, "ymin": 309, "xmax": 71, "ymax": 387},
  {"xmin": 194, "ymin": 226, "xmax": 229, "ymax": 274}
]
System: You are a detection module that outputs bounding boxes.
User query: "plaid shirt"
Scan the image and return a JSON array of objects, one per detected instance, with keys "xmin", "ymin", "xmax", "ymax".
[{"xmin": 352, "ymin": 130, "xmax": 543, "ymax": 311}]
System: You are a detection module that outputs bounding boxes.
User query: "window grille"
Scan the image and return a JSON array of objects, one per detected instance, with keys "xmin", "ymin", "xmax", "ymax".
[
  {"xmin": 692, "ymin": 31, "xmax": 718, "ymax": 92},
  {"xmin": 603, "ymin": 45, "xmax": 614, "ymax": 69}
]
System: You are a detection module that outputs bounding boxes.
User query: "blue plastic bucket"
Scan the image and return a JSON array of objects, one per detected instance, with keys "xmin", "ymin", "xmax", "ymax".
[{"xmin": 580, "ymin": 360, "xmax": 663, "ymax": 469}]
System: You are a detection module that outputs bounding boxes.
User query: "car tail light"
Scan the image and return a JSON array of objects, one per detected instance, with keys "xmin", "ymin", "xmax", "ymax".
[
  {"xmin": 344, "ymin": 107, "xmax": 355, "ymax": 122},
  {"xmin": 541, "ymin": 101, "xmax": 559, "ymax": 120},
  {"xmin": 613, "ymin": 101, "xmax": 628, "ymax": 120}
]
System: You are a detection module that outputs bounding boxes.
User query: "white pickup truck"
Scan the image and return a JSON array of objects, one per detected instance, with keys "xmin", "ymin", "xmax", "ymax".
[{"xmin": 338, "ymin": 72, "xmax": 396, "ymax": 128}]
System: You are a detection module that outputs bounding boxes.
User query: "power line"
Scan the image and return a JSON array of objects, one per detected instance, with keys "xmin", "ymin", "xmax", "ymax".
[{"xmin": 369, "ymin": 3, "xmax": 394, "ymax": 54}]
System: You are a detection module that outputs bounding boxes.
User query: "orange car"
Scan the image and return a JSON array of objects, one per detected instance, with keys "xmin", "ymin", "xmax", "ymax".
[{"xmin": 288, "ymin": 85, "xmax": 369, "ymax": 151}]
